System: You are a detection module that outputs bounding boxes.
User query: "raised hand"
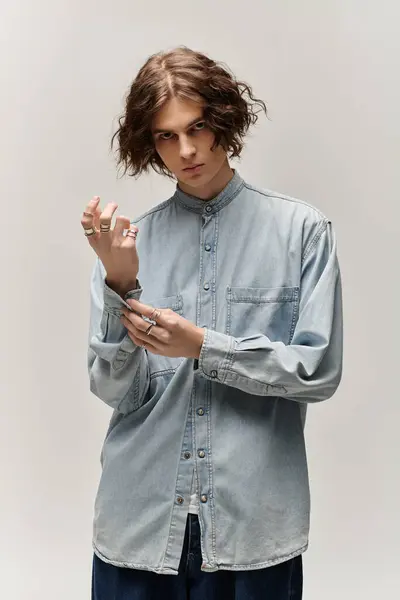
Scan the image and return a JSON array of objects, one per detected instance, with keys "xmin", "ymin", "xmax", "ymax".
[{"xmin": 81, "ymin": 196, "xmax": 139, "ymax": 296}]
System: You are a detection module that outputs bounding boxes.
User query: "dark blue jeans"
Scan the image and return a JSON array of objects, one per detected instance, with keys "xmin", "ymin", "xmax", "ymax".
[{"xmin": 92, "ymin": 514, "xmax": 303, "ymax": 599}]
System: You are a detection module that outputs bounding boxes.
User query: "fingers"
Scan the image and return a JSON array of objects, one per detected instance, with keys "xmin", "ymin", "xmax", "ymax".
[
  {"xmin": 121, "ymin": 309, "xmax": 158, "ymax": 334},
  {"xmin": 93, "ymin": 206, "xmax": 102, "ymax": 231},
  {"xmin": 127, "ymin": 330, "xmax": 159, "ymax": 353},
  {"xmin": 81, "ymin": 196, "xmax": 100, "ymax": 228},
  {"xmin": 81, "ymin": 197, "xmax": 122, "ymax": 241},
  {"xmin": 114, "ymin": 216, "xmax": 136, "ymax": 240},
  {"xmin": 99, "ymin": 202, "xmax": 118, "ymax": 234},
  {"xmin": 81, "ymin": 196, "xmax": 101, "ymax": 240},
  {"xmin": 121, "ymin": 311, "xmax": 164, "ymax": 351},
  {"xmin": 126, "ymin": 299, "xmax": 161, "ymax": 321},
  {"xmin": 126, "ymin": 299, "xmax": 173, "ymax": 329}
]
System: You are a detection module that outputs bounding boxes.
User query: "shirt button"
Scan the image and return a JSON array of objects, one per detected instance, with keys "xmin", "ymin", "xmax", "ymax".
[
  {"xmin": 184, "ymin": 452, "xmax": 191, "ymax": 459},
  {"xmin": 210, "ymin": 370, "xmax": 218, "ymax": 378},
  {"xmin": 177, "ymin": 496, "xmax": 184, "ymax": 505},
  {"xmin": 205, "ymin": 244, "xmax": 211, "ymax": 252},
  {"xmin": 197, "ymin": 408, "xmax": 205, "ymax": 416},
  {"xmin": 203, "ymin": 283, "xmax": 210, "ymax": 291},
  {"xmin": 200, "ymin": 494, "xmax": 208, "ymax": 503},
  {"xmin": 198, "ymin": 450, "xmax": 205, "ymax": 458},
  {"xmin": 205, "ymin": 206, "xmax": 212, "ymax": 213}
]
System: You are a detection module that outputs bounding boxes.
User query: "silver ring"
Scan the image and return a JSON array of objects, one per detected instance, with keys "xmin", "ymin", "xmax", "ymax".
[
  {"xmin": 149, "ymin": 309, "xmax": 161, "ymax": 322},
  {"xmin": 100, "ymin": 224, "xmax": 111, "ymax": 232},
  {"xmin": 84, "ymin": 227, "xmax": 97, "ymax": 237},
  {"xmin": 126, "ymin": 229, "xmax": 138, "ymax": 239},
  {"xmin": 145, "ymin": 323, "xmax": 154, "ymax": 336}
]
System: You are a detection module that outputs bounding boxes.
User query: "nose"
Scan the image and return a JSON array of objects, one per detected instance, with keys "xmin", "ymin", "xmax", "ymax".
[{"xmin": 179, "ymin": 134, "xmax": 196, "ymax": 160}]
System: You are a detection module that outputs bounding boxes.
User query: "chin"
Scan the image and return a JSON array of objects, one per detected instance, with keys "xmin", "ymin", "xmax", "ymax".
[
  {"xmin": 183, "ymin": 175, "xmax": 207, "ymax": 188},
  {"xmin": 181, "ymin": 167, "xmax": 217, "ymax": 187}
]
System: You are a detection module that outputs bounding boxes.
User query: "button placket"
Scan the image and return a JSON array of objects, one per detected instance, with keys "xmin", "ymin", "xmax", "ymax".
[{"xmin": 195, "ymin": 212, "xmax": 215, "ymax": 514}]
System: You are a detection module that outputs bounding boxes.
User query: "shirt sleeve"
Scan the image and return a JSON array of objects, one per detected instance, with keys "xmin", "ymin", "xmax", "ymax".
[
  {"xmin": 196, "ymin": 220, "xmax": 343, "ymax": 403},
  {"xmin": 87, "ymin": 258, "xmax": 150, "ymax": 414}
]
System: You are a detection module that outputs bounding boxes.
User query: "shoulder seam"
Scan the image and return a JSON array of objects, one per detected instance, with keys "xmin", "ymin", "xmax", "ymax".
[
  {"xmin": 131, "ymin": 197, "xmax": 174, "ymax": 224},
  {"xmin": 302, "ymin": 219, "xmax": 330, "ymax": 263},
  {"xmin": 243, "ymin": 182, "xmax": 326, "ymax": 219}
]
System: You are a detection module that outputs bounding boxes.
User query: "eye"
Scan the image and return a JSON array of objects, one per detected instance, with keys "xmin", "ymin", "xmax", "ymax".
[
  {"xmin": 159, "ymin": 132, "xmax": 174, "ymax": 141},
  {"xmin": 193, "ymin": 121, "xmax": 205, "ymax": 131}
]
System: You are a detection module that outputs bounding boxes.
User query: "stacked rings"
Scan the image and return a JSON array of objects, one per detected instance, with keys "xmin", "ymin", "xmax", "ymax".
[{"xmin": 149, "ymin": 309, "xmax": 161, "ymax": 321}]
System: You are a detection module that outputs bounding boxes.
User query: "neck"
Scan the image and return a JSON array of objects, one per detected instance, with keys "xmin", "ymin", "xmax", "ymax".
[{"xmin": 178, "ymin": 160, "xmax": 234, "ymax": 201}]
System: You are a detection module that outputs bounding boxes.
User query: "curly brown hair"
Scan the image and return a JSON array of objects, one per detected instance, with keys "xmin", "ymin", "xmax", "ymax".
[{"xmin": 111, "ymin": 46, "xmax": 267, "ymax": 178}]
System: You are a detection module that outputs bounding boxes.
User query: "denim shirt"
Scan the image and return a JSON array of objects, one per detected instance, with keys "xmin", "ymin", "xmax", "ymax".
[{"xmin": 87, "ymin": 171, "xmax": 343, "ymax": 574}]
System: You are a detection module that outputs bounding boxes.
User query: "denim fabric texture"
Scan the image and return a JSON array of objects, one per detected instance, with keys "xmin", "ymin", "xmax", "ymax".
[
  {"xmin": 92, "ymin": 514, "xmax": 303, "ymax": 599},
  {"xmin": 88, "ymin": 171, "xmax": 343, "ymax": 575}
]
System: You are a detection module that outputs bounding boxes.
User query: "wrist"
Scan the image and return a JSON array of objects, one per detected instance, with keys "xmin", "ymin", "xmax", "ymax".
[
  {"xmin": 106, "ymin": 278, "xmax": 138, "ymax": 298},
  {"xmin": 192, "ymin": 327, "xmax": 205, "ymax": 359}
]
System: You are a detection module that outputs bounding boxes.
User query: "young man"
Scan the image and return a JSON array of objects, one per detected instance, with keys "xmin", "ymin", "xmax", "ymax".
[{"xmin": 82, "ymin": 47, "xmax": 343, "ymax": 600}]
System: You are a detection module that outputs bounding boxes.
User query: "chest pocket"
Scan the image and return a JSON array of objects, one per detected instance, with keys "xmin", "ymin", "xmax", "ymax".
[
  {"xmin": 143, "ymin": 294, "xmax": 183, "ymax": 314},
  {"xmin": 226, "ymin": 286, "xmax": 299, "ymax": 345}
]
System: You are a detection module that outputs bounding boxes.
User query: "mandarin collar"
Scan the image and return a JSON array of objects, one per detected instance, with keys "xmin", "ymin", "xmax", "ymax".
[{"xmin": 172, "ymin": 170, "xmax": 244, "ymax": 215}]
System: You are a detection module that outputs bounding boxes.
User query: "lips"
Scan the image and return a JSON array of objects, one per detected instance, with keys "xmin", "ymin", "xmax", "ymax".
[{"xmin": 183, "ymin": 164, "xmax": 204, "ymax": 171}]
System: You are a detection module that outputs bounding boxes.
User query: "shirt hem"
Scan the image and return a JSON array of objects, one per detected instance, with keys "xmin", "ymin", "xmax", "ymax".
[
  {"xmin": 92, "ymin": 542, "xmax": 179, "ymax": 575},
  {"xmin": 92, "ymin": 540, "xmax": 308, "ymax": 575},
  {"xmin": 201, "ymin": 543, "xmax": 308, "ymax": 572}
]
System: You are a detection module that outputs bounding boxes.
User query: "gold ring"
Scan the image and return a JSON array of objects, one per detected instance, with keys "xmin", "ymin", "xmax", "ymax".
[
  {"xmin": 100, "ymin": 224, "xmax": 111, "ymax": 232},
  {"xmin": 145, "ymin": 323, "xmax": 154, "ymax": 336},
  {"xmin": 83, "ymin": 211, "xmax": 93, "ymax": 218},
  {"xmin": 84, "ymin": 227, "xmax": 97, "ymax": 237}
]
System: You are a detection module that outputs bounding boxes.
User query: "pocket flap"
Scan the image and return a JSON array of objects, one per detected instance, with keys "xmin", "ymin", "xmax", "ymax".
[
  {"xmin": 228, "ymin": 286, "xmax": 299, "ymax": 304},
  {"xmin": 144, "ymin": 294, "xmax": 183, "ymax": 313}
]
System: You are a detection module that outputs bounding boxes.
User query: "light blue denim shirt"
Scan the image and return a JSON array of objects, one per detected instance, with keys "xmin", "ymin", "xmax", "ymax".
[{"xmin": 87, "ymin": 171, "xmax": 343, "ymax": 575}]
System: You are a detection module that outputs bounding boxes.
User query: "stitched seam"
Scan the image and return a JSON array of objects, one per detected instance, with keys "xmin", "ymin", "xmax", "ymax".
[
  {"xmin": 224, "ymin": 370, "xmax": 287, "ymax": 393},
  {"xmin": 226, "ymin": 287, "xmax": 232, "ymax": 335},
  {"xmin": 225, "ymin": 337, "xmax": 236, "ymax": 376},
  {"xmin": 149, "ymin": 368, "xmax": 177, "ymax": 379},
  {"xmin": 288, "ymin": 287, "xmax": 300, "ymax": 344},
  {"xmin": 115, "ymin": 369, "xmax": 141, "ymax": 413},
  {"xmin": 131, "ymin": 198, "xmax": 174, "ymax": 224},
  {"xmin": 92, "ymin": 541, "xmax": 307, "ymax": 573},
  {"xmin": 302, "ymin": 219, "xmax": 328, "ymax": 262},
  {"xmin": 213, "ymin": 180, "xmax": 245, "ymax": 213},
  {"xmin": 243, "ymin": 182, "xmax": 326, "ymax": 219},
  {"xmin": 231, "ymin": 297, "xmax": 296, "ymax": 303},
  {"xmin": 174, "ymin": 180, "xmax": 244, "ymax": 214}
]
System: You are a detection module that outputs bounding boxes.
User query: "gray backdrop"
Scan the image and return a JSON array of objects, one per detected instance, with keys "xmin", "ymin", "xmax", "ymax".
[{"xmin": 1, "ymin": 1, "xmax": 399, "ymax": 598}]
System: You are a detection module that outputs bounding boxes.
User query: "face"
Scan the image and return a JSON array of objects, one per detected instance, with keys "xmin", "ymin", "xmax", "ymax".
[{"xmin": 151, "ymin": 96, "xmax": 230, "ymax": 197}]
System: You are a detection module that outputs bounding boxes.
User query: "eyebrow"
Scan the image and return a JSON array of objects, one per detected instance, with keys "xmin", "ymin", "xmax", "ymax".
[{"xmin": 152, "ymin": 116, "xmax": 204, "ymax": 135}]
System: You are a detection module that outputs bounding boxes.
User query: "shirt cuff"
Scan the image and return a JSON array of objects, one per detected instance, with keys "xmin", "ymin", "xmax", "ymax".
[
  {"xmin": 197, "ymin": 328, "xmax": 235, "ymax": 383},
  {"xmin": 103, "ymin": 279, "xmax": 143, "ymax": 314}
]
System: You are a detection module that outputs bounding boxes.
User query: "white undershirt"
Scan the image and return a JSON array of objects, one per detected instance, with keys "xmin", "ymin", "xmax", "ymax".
[{"xmin": 188, "ymin": 469, "xmax": 199, "ymax": 514}]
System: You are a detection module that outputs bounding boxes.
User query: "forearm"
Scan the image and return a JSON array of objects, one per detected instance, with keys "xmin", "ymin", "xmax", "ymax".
[
  {"xmin": 87, "ymin": 259, "xmax": 150, "ymax": 413},
  {"xmin": 196, "ymin": 325, "xmax": 342, "ymax": 403}
]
